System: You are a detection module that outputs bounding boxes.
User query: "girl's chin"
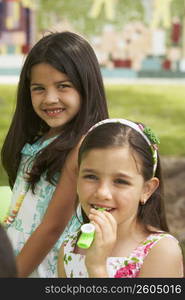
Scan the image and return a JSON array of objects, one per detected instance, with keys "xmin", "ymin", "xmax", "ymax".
[{"xmin": 47, "ymin": 125, "xmax": 64, "ymax": 135}]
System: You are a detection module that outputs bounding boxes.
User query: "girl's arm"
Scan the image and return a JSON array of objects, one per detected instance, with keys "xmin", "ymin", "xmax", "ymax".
[
  {"xmin": 57, "ymin": 244, "xmax": 66, "ymax": 277},
  {"xmin": 138, "ymin": 236, "xmax": 184, "ymax": 277},
  {"xmin": 16, "ymin": 144, "xmax": 80, "ymax": 277}
]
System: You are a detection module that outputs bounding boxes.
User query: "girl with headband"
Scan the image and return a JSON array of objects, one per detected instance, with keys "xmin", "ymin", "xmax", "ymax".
[{"xmin": 58, "ymin": 118, "xmax": 184, "ymax": 278}]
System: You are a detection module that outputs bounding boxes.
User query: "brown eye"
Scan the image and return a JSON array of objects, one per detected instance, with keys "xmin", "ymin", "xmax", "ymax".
[
  {"xmin": 83, "ymin": 174, "xmax": 98, "ymax": 180},
  {"xmin": 114, "ymin": 178, "xmax": 129, "ymax": 185},
  {"xmin": 58, "ymin": 83, "xmax": 71, "ymax": 89},
  {"xmin": 31, "ymin": 86, "xmax": 44, "ymax": 92}
]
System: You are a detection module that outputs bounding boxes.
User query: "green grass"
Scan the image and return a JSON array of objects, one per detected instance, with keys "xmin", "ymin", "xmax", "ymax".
[
  {"xmin": 0, "ymin": 85, "xmax": 17, "ymax": 146},
  {"xmin": 106, "ymin": 84, "xmax": 185, "ymax": 156},
  {"xmin": 0, "ymin": 85, "xmax": 17, "ymax": 185},
  {"xmin": 0, "ymin": 83, "xmax": 185, "ymax": 185}
]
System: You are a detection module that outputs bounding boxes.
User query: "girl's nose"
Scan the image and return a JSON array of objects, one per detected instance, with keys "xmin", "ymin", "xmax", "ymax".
[
  {"xmin": 95, "ymin": 183, "xmax": 112, "ymax": 201},
  {"xmin": 44, "ymin": 90, "xmax": 60, "ymax": 104}
]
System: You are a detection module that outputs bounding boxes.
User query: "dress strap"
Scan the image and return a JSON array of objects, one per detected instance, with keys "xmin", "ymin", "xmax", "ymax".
[
  {"xmin": 21, "ymin": 135, "xmax": 58, "ymax": 156},
  {"xmin": 132, "ymin": 232, "xmax": 176, "ymax": 258}
]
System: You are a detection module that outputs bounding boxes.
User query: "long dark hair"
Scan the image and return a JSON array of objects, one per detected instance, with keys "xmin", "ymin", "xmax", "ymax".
[
  {"xmin": 78, "ymin": 121, "xmax": 169, "ymax": 232},
  {"xmin": 1, "ymin": 31, "xmax": 109, "ymax": 190}
]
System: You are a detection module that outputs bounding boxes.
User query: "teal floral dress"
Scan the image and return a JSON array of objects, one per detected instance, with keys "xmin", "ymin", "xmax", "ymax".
[
  {"xmin": 63, "ymin": 231, "xmax": 178, "ymax": 278},
  {"xmin": 6, "ymin": 137, "xmax": 81, "ymax": 277}
]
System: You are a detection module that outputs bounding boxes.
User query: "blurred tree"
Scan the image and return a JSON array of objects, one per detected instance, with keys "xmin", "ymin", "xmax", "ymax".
[
  {"xmin": 162, "ymin": 0, "xmax": 185, "ymax": 49},
  {"xmin": 37, "ymin": 0, "xmax": 144, "ymax": 37},
  {"xmin": 36, "ymin": 0, "xmax": 185, "ymax": 56},
  {"xmin": 171, "ymin": 0, "xmax": 185, "ymax": 16}
]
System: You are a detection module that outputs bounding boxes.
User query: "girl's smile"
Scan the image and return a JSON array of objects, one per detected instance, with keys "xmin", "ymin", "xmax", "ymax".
[
  {"xmin": 30, "ymin": 63, "xmax": 81, "ymax": 137},
  {"xmin": 43, "ymin": 108, "xmax": 66, "ymax": 117},
  {"xmin": 90, "ymin": 204, "xmax": 115, "ymax": 212}
]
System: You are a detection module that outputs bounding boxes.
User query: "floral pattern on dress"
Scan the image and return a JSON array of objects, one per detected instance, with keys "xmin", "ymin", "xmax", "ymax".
[
  {"xmin": 113, "ymin": 235, "xmax": 166, "ymax": 278},
  {"xmin": 63, "ymin": 231, "xmax": 177, "ymax": 278},
  {"xmin": 114, "ymin": 263, "xmax": 139, "ymax": 278}
]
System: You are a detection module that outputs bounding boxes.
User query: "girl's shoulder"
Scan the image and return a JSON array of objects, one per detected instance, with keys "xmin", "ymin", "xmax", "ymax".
[
  {"xmin": 136, "ymin": 231, "xmax": 184, "ymax": 275},
  {"xmin": 138, "ymin": 232, "xmax": 184, "ymax": 277},
  {"xmin": 132, "ymin": 231, "xmax": 180, "ymax": 260},
  {"xmin": 142, "ymin": 231, "xmax": 178, "ymax": 244},
  {"xmin": 144, "ymin": 232, "xmax": 181, "ymax": 254},
  {"xmin": 21, "ymin": 136, "xmax": 57, "ymax": 156},
  {"xmin": 64, "ymin": 135, "xmax": 85, "ymax": 173},
  {"xmin": 141, "ymin": 232, "xmax": 179, "ymax": 252}
]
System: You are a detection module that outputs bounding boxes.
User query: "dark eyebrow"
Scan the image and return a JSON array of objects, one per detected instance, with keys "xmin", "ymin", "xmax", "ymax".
[
  {"xmin": 55, "ymin": 80, "xmax": 72, "ymax": 84},
  {"xmin": 30, "ymin": 83, "xmax": 42, "ymax": 86},
  {"xmin": 115, "ymin": 172, "xmax": 133, "ymax": 180},
  {"xmin": 30, "ymin": 80, "xmax": 72, "ymax": 86},
  {"xmin": 81, "ymin": 169, "xmax": 133, "ymax": 179},
  {"xmin": 81, "ymin": 168, "xmax": 96, "ymax": 173}
]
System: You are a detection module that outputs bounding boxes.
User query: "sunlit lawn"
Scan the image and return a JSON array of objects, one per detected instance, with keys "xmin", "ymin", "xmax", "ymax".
[
  {"xmin": 106, "ymin": 84, "xmax": 185, "ymax": 156},
  {"xmin": 0, "ymin": 83, "xmax": 185, "ymax": 185},
  {"xmin": 0, "ymin": 85, "xmax": 17, "ymax": 185}
]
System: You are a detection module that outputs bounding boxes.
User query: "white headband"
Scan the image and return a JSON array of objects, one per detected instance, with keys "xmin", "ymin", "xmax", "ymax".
[{"xmin": 88, "ymin": 118, "xmax": 160, "ymax": 176}]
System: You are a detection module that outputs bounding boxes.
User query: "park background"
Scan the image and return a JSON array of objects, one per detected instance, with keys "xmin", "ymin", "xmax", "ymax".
[{"xmin": 0, "ymin": 0, "xmax": 185, "ymax": 263}]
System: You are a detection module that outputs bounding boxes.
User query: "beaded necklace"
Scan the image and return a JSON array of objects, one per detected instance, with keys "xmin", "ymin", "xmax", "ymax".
[
  {"xmin": 3, "ymin": 135, "xmax": 58, "ymax": 229},
  {"xmin": 3, "ymin": 183, "xmax": 29, "ymax": 229}
]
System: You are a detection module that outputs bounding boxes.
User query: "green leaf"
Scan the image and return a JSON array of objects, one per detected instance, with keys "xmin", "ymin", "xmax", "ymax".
[
  {"xmin": 131, "ymin": 257, "xmax": 139, "ymax": 262},
  {"xmin": 68, "ymin": 255, "xmax": 72, "ymax": 262}
]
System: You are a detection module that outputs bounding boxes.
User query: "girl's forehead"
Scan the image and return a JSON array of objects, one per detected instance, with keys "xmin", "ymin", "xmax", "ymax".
[
  {"xmin": 82, "ymin": 146, "xmax": 130, "ymax": 159},
  {"xmin": 80, "ymin": 146, "xmax": 142, "ymax": 174},
  {"xmin": 30, "ymin": 63, "xmax": 68, "ymax": 81}
]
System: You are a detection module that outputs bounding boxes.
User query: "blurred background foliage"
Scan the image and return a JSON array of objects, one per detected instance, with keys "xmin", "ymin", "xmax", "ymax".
[
  {"xmin": 37, "ymin": 0, "xmax": 185, "ymax": 38},
  {"xmin": 37, "ymin": 0, "xmax": 144, "ymax": 36}
]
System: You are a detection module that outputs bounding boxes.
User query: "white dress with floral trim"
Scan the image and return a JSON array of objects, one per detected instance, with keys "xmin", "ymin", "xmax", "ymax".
[
  {"xmin": 6, "ymin": 137, "xmax": 82, "ymax": 278},
  {"xmin": 63, "ymin": 231, "xmax": 178, "ymax": 278}
]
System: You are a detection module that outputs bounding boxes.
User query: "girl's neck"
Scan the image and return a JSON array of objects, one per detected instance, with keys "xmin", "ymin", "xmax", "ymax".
[
  {"xmin": 41, "ymin": 131, "xmax": 60, "ymax": 142},
  {"xmin": 109, "ymin": 221, "xmax": 148, "ymax": 257},
  {"xmin": 117, "ymin": 219, "xmax": 147, "ymax": 241},
  {"xmin": 42, "ymin": 126, "xmax": 63, "ymax": 141}
]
